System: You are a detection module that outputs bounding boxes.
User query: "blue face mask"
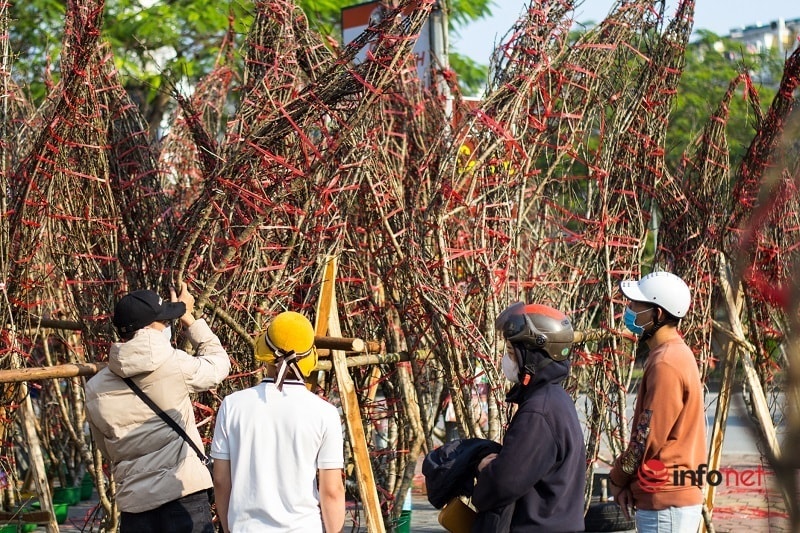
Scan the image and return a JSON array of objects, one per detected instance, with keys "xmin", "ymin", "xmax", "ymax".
[{"xmin": 623, "ymin": 306, "xmax": 651, "ymax": 335}]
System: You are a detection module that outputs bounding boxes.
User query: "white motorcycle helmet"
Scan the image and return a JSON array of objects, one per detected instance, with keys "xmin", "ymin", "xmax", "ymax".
[{"xmin": 619, "ymin": 271, "xmax": 691, "ymax": 318}]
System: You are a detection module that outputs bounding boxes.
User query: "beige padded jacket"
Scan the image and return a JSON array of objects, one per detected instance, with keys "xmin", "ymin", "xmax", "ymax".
[{"xmin": 85, "ymin": 320, "xmax": 230, "ymax": 513}]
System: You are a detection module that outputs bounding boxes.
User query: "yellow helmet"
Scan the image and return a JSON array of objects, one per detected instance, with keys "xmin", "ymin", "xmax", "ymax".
[{"xmin": 255, "ymin": 311, "xmax": 318, "ymax": 388}]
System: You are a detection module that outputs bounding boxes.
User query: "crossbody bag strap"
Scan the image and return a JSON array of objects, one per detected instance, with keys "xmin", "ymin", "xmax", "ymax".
[{"xmin": 122, "ymin": 377, "xmax": 211, "ymax": 465}]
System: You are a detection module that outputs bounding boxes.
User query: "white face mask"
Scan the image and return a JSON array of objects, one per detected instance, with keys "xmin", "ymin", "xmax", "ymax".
[
  {"xmin": 162, "ymin": 326, "xmax": 172, "ymax": 342},
  {"xmin": 501, "ymin": 350, "xmax": 520, "ymax": 383}
]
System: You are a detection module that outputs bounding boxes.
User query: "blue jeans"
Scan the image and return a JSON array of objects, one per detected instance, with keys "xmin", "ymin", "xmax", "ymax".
[
  {"xmin": 635, "ymin": 505, "xmax": 702, "ymax": 533},
  {"xmin": 120, "ymin": 490, "xmax": 214, "ymax": 533}
]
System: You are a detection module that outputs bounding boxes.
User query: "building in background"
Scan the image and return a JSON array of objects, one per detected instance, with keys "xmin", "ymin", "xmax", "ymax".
[
  {"xmin": 727, "ymin": 17, "xmax": 800, "ymax": 55},
  {"xmin": 341, "ymin": 1, "xmax": 433, "ymax": 88}
]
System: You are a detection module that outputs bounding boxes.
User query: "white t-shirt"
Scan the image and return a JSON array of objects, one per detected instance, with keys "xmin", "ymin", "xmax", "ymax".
[{"xmin": 211, "ymin": 379, "xmax": 344, "ymax": 532}]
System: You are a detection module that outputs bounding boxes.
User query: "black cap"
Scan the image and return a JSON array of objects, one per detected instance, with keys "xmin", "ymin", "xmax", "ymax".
[{"xmin": 112, "ymin": 290, "xmax": 186, "ymax": 335}]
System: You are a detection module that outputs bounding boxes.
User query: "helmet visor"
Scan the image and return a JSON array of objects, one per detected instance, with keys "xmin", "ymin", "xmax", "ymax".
[
  {"xmin": 495, "ymin": 302, "xmax": 575, "ymax": 361},
  {"xmin": 619, "ymin": 279, "xmax": 648, "ymax": 302},
  {"xmin": 495, "ymin": 301, "xmax": 537, "ymax": 343}
]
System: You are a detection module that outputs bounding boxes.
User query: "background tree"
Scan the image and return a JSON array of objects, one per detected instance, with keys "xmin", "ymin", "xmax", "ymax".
[
  {"xmin": 11, "ymin": 0, "xmax": 253, "ymax": 134},
  {"xmin": 10, "ymin": 0, "xmax": 492, "ymax": 128},
  {"xmin": 666, "ymin": 30, "xmax": 783, "ymax": 170}
]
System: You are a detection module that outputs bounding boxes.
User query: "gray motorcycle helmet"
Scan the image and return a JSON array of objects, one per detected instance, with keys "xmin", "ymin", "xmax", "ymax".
[{"xmin": 495, "ymin": 302, "xmax": 575, "ymax": 361}]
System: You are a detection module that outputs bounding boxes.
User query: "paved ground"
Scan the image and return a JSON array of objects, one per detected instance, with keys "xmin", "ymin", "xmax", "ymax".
[
  {"xmin": 14, "ymin": 451, "xmax": 793, "ymax": 532},
  {"xmin": 701, "ymin": 456, "xmax": 791, "ymax": 533}
]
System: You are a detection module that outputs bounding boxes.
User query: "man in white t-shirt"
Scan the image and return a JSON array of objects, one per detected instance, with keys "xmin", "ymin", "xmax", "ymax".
[{"xmin": 210, "ymin": 311, "xmax": 345, "ymax": 533}]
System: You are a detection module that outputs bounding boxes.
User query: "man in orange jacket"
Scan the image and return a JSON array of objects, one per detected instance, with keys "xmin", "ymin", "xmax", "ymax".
[{"xmin": 610, "ymin": 271, "xmax": 705, "ymax": 533}]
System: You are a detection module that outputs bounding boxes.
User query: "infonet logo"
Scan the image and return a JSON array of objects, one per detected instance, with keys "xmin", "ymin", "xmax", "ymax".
[
  {"xmin": 637, "ymin": 459, "xmax": 670, "ymax": 492},
  {"xmin": 638, "ymin": 460, "xmax": 769, "ymax": 491}
]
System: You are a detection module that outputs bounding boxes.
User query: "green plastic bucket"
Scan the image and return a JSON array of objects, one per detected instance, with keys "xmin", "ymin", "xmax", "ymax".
[
  {"xmin": 396, "ymin": 510, "xmax": 412, "ymax": 533},
  {"xmin": 53, "ymin": 486, "xmax": 80, "ymax": 506},
  {"xmin": 32, "ymin": 501, "xmax": 69, "ymax": 524},
  {"xmin": 80, "ymin": 474, "xmax": 94, "ymax": 500}
]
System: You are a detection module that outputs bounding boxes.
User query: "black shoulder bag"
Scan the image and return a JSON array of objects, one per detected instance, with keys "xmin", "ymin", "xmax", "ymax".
[
  {"xmin": 123, "ymin": 377, "xmax": 220, "ymax": 533},
  {"xmin": 123, "ymin": 377, "xmax": 211, "ymax": 465}
]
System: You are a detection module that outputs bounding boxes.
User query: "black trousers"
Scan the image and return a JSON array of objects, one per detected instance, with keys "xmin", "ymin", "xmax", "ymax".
[{"xmin": 120, "ymin": 490, "xmax": 214, "ymax": 533}]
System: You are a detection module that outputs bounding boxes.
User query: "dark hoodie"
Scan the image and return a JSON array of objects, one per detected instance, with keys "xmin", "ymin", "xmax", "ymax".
[{"xmin": 471, "ymin": 358, "xmax": 586, "ymax": 532}]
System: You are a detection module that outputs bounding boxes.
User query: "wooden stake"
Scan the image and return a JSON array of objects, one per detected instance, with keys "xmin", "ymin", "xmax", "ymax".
[
  {"xmin": 20, "ymin": 385, "xmax": 58, "ymax": 533},
  {"xmin": 703, "ymin": 261, "xmax": 745, "ymax": 523},
  {"xmin": 703, "ymin": 261, "xmax": 794, "ymax": 527},
  {"xmin": 719, "ymin": 267, "xmax": 781, "ymax": 459},
  {"xmin": 319, "ymin": 256, "xmax": 385, "ymax": 533}
]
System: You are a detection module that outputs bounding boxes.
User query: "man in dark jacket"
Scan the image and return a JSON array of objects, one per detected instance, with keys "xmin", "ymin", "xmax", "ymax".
[{"xmin": 472, "ymin": 303, "xmax": 586, "ymax": 532}]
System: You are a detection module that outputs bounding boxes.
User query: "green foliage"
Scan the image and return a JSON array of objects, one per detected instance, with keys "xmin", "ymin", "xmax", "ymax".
[
  {"xmin": 9, "ymin": 0, "xmax": 67, "ymax": 102},
  {"xmin": 103, "ymin": 0, "xmax": 251, "ymax": 83},
  {"xmin": 447, "ymin": 0, "xmax": 493, "ymax": 28},
  {"xmin": 448, "ymin": 52, "xmax": 487, "ymax": 96},
  {"xmin": 10, "ymin": 0, "xmax": 494, "ymax": 121},
  {"xmin": 10, "ymin": 0, "xmax": 252, "ymax": 113},
  {"xmin": 666, "ymin": 30, "xmax": 781, "ymax": 172},
  {"xmin": 296, "ymin": 0, "xmax": 344, "ymax": 38}
]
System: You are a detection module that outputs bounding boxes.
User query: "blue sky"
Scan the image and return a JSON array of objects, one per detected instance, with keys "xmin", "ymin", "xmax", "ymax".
[{"xmin": 452, "ymin": 0, "xmax": 799, "ymax": 64}]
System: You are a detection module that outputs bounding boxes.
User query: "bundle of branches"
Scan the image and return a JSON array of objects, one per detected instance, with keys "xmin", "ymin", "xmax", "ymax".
[
  {"xmin": 441, "ymin": 0, "xmax": 701, "ymax": 496},
  {"xmin": 158, "ymin": 0, "xmax": 441, "ymax": 521},
  {"xmin": 720, "ymin": 48, "xmax": 800, "ymax": 527},
  {"xmin": 0, "ymin": 0, "xmax": 177, "ymax": 518}
]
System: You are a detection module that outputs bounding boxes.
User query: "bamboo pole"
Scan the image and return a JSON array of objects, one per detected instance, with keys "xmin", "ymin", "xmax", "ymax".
[
  {"xmin": 0, "ymin": 352, "xmax": 425, "ymax": 383},
  {"xmin": 0, "ymin": 336, "xmax": 372, "ymax": 384},
  {"xmin": 0, "ymin": 330, "xmax": 606, "ymax": 383},
  {"xmin": 320, "ymin": 256, "xmax": 385, "ymax": 533},
  {"xmin": 703, "ymin": 261, "xmax": 745, "ymax": 523},
  {"xmin": 316, "ymin": 336, "xmax": 366, "ymax": 353},
  {"xmin": 0, "ymin": 363, "xmax": 107, "ymax": 383},
  {"xmin": 316, "ymin": 352, "xmax": 422, "ymax": 370}
]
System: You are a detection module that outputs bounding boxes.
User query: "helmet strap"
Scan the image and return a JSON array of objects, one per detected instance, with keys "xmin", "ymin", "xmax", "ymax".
[
  {"xmin": 519, "ymin": 347, "xmax": 553, "ymax": 385},
  {"xmin": 637, "ymin": 309, "xmax": 665, "ymax": 351},
  {"xmin": 274, "ymin": 350, "xmax": 305, "ymax": 391},
  {"xmin": 264, "ymin": 332, "xmax": 312, "ymax": 390},
  {"xmin": 635, "ymin": 339, "xmax": 650, "ymax": 361}
]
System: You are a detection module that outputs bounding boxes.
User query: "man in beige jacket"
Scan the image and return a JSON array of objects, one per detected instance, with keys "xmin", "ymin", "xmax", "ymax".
[{"xmin": 85, "ymin": 282, "xmax": 231, "ymax": 532}]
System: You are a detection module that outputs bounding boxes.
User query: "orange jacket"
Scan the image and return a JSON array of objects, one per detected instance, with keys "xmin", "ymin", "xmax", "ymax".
[{"xmin": 609, "ymin": 337, "xmax": 706, "ymax": 510}]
